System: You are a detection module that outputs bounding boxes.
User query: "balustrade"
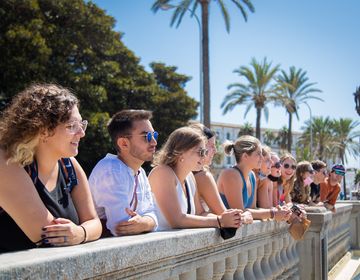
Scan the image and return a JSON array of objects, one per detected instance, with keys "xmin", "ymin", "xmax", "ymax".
[{"xmin": 0, "ymin": 202, "xmax": 358, "ymax": 279}]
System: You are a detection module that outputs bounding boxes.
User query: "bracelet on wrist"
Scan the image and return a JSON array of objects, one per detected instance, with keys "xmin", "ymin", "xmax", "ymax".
[
  {"xmin": 270, "ymin": 208, "xmax": 275, "ymax": 220},
  {"xmin": 80, "ymin": 225, "xmax": 87, "ymax": 244},
  {"xmin": 216, "ymin": 216, "xmax": 222, "ymax": 229}
]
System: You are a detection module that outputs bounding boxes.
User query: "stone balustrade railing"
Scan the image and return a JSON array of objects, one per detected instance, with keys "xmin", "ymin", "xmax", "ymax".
[{"xmin": 0, "ymin": 202, "xmax": 358, "ymax": 280}]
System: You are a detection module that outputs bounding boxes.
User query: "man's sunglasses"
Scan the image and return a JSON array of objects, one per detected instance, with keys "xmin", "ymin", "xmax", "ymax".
[
  {"xmin": 283, "ymin": 163, "xmax": 296, "ymax": 170},
  {"xmin": 271, "ymin": 162, "xmax": 281, "ymax": 169},
  {"xmin": 124, "ymin": 131, "xmax": 158, "ymax": 143}
]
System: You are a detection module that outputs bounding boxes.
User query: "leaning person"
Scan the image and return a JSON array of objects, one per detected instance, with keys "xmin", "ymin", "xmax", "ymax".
[
  {"xmin": 89, "ymin": 110, "xmax": 158, "ymax": 236},
  {"xmin": 149, "ymin": 127, "xmax": 241, "ymax": 231},
  {"xmin": 0, "ymin": 84, "xmax": 101, "ymax": 253},
  {"xmin": 309, "ymin": 160, "xmax": 327, "ymax": 205},
  {"xmin": 217, "ymin": 136, "xmax": 291, "ymax": 221},
  {"xmin": 290, "ymin": 161, "xmax": 315, "ymax": 204},
  {"xmin": 189, "ymin": 123, "xmax": 252, "ymax": 224},
  {"xmin": 320, "ymin": 164, "xmax": 344, "ymax": 212}
]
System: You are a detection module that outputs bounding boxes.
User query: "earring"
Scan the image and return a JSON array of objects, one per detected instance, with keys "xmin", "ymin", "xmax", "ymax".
[{"xmin": 180, "ymin": 158, "xmax": 184, "ymax": 162}]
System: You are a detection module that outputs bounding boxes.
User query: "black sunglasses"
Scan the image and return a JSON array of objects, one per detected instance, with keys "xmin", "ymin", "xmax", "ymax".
[
  {"xmin": 271, "ymin": 162, "xmax": 281, "ymax": 169},
  {"xmin": 197, "ymin": 148, "xmax": 209, "ymax": 158},
  {"xmin": 283, "ymin": 163, "xmax": 296, "ymax": 170}
]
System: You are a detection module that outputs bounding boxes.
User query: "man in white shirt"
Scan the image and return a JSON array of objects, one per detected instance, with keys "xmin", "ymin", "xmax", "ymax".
[{"xmin": 89, "ymin": 110, "xmax": 158, "ymax": 236}]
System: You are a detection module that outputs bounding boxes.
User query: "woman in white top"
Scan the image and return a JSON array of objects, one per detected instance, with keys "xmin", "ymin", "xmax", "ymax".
[{"xmin": 149, "ymin": 127, "xmax": 241, "ymax": 231}]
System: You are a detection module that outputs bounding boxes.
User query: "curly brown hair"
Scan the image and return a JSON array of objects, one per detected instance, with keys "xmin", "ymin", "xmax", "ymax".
[{"xmin": 0, "ymin": 84, "xmax": 78, "ymax": 166}]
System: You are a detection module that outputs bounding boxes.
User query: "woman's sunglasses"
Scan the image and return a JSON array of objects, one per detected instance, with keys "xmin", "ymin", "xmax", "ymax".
[
  {"xmin": 283, "ymin": 163, "xmax": 296, "ymax": 170},
  {"xmin": 271, "ymin": 162, "xmax": 282, "ymax": 169},
  {"xmin": 197, "ymin": 148, "xmax": 209, "ymax": 158}
]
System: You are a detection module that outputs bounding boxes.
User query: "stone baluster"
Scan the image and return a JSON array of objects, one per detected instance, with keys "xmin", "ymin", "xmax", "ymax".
[
  {"xmin": 261, "ymin": 242, "xmax": 273, "ymax": 280},
  {"xmin": 223, "ymin": 255, "xmax": 238, "ymax": 280},
  {"xmin": 269, "ymin": 239, "xmax": 281, "ymax": 278},
  {"xmin": 280, "ymin": 235, "xmax": 291, "ymax": 278},
  {"xmin": 234, "ymin": 250, "xmax": 248, "ymax": 280},
  {"xmin": 243, "ymin": 247, "xmax": 257, "ymax": 280},
  {"xmin": 289, "ymin": 237, "xmax": 300, "ymax": 278},
  {"xmin": 179, "ymin": 270, "xmax": 196, "ymax": 280},
  {"xmin": 253, "ymin": 244, "xmax": 266, "ymax": 279},
  {"xmin": 212, "ymin": 260, "xmax": 225, "ymax": 280},
  {"xmin": 196, "ymin": 263, "xmax": 213, "ymax": 280},
  {"xmin": 276, "ymin": 237, "xmax": 285, "ymax": 279}
]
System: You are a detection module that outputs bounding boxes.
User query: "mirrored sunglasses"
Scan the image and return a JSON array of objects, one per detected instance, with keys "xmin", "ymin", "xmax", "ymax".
[
  {"xmin": 283, "ymin": 163, "xmax": 296, "ymax": 170},
  {"xmin": 66, "ymin": 120, "xmax": 88, "ymax": 134},
  {"xmin": 271, "ymin": 162, "xmax": 281, "ymax": 169},
  {"xmin": 197, "ymin": 148, "xmax": 209, "ymax": 158},
  {"xmin": 141, "ymin": 131, "xmax": 158, "ymax": 143}
]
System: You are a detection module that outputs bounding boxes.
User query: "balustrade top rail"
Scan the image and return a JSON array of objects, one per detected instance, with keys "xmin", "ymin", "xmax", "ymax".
[{"xmin": 0, "ymin": 202, "xmax": 359, "ymax": 280}]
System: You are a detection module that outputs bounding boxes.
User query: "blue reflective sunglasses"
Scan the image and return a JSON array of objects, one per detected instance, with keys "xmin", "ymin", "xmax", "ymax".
[{"xmin": 124, "ymin": 131, "xmax": 158, "ymax": 143}]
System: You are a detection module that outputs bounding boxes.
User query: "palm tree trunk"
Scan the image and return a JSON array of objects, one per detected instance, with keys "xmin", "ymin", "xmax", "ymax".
[
  {"xmin": 287, "ymin": 113, "xmax": 293, "ymax": 152},
  {"xmin": 256, "ymin": 107, "xmax": 261, "ymax": 139},
  {"xmin": 200, "ymin": 0, "xmax": 210, "ymax": 128}
]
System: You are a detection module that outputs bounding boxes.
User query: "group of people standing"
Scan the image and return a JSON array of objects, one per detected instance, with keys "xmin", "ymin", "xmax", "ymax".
[{"xmin": 0, "ymin": 84, "xmax": 345, "ymax": 253}]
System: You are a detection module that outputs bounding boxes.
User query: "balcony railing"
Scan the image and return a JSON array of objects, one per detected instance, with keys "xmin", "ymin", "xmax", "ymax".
[{"xmin": 0, "ymin": 202, "xmax": 359, "ymax": 280}]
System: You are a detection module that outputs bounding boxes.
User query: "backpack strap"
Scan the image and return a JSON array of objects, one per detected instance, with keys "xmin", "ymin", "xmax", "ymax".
[{"xmin": 59, "ymin": 158, "xmax": 78, "ymax": 193}]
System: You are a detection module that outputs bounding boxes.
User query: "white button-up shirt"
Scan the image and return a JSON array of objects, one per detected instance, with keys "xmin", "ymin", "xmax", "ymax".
[{"xmin": 89, "ymin": 154, "xmax": 158, "ymax": 236}]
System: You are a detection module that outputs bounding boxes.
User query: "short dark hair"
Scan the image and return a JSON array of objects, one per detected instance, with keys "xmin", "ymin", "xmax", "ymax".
[
  {"xmin": 107, "ymin": 109, "xmax": 152, "ymax": 152},
  {"xmin": 311, "ymin": 160, "xmax": 327, "ymax": 171}
]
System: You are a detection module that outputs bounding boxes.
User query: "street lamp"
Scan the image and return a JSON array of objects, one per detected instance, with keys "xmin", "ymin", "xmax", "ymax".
[
  {"xmin": 160, "ymin": 4, "xmax": 203, "ymax": 123},
  {"xmin": 304, "ymin": 102, "xmax": 313, "ymax": 156}
]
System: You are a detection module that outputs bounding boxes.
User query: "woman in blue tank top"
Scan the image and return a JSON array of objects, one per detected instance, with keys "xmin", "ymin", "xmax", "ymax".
[
  {"xmin": 217, "ymin": 135, "xmax": 291, "ymax": 221},
  {"xmin": 0, "ymin": 84, "xmax": 101, "ymax": 253}
]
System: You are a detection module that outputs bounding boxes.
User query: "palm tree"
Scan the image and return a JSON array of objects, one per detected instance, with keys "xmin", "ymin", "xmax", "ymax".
[
  {"xmin": 221, "ymin": 57, "xmax": 280, "ymax": 139},
  {"xmin": 238, "ymin": 122, "xmax": 254, "ymax": 137},
  {"xmin": 152, "ymin": 0, "xmax": 255, "ymax": 128},
  {"xmin": 263, "ymin": 129, "xmax": 276, "ymax": 147},
  {"xmin": 331, "ymin": 118, "xmax": 360, "ymax": 164},
  {"xmin": 330, "ymin": 118, "xmax": 360, "ymax": 199},
  {"xmin": 275, "ymin": 126, "xmax": 288, "ymax": 151},
  {"xmin": 275, "ymin": 66, "xmax": 322, "ymax": 151},
  {"xmin": 300, "ymin": 116, "xmax": 333, "ymax": 161}
]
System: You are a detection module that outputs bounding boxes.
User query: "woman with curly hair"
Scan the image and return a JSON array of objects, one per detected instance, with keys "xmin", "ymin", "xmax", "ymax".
[
  {"xmin": 290, "ymin": 161, "xmax": 315, "ymax": 204},
  {"xmin": 149, "ymin": 127, "xmax": 241, "ymax": 231},
  {"xmin": 0, "ymin": 84, "xmax": 101, "ymax": 252}
]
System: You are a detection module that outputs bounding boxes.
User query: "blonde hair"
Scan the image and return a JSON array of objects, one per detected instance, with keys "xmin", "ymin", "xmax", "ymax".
[
  {"xmin": 279, "ymin": 153, "xmax": 297, "ymax": 193},
  {"xmin": 224, "ymin": 135, "xmax": 261, "ymax": 163},
  {"xmin": 153, "ymin": 127, "xmax": 205, "ymax": 167},
  {"xmin": 0, "ymin": 84, "xmax": 78, "ymax": 166}
]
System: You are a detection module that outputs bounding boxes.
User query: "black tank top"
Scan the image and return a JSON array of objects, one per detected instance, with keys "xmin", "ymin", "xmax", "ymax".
[{"xmin": 0, "ymin": 158, "xmax": 79, "ymax": 253}]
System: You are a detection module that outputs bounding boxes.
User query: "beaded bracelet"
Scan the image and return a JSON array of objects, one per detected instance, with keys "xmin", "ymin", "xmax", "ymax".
[{"xmin": 80, "ymin": 225, "xmax": 87, "ymax": 244}]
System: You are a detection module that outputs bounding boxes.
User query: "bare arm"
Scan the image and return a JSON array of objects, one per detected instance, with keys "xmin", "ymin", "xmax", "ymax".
[
  {"xmin": 69, "ymin": 158, "xmax": 102, "ymax": 242},
  {"xmin": 194, "ymin": 170, "xmax": 226, "ymax": 215},
  {"xmin": 149, "ymin": 166, "xmax": 240, "ymax": 229},
  {"xmin": 0, "ymin": 152, "xmax": 54, "ymax": 243}
]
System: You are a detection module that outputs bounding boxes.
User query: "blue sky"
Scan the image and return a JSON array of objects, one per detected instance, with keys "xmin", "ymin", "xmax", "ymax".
[{"xmin": 92, "ymin": 0, "xmax": 360, "ymax": 167}]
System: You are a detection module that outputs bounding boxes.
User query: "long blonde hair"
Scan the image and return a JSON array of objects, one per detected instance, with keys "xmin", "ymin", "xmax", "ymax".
[{"xmin": 152, "ymin": 127, "xmax": 205, "ymax": 167}]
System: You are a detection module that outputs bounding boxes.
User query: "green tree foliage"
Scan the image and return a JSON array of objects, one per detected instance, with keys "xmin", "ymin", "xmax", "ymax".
[
  {"xmin": 0, "ymin": 0, "xmax": 197, "ymax": 174},
  {"xmin": 222, "ymin": 57, "xmax": 279, "ymax": 139}
]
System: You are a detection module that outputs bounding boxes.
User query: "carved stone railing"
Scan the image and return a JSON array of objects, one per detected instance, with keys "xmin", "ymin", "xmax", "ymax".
[
  {"xmin": 0, "ymin": 220, "xmax": 299, "ymax": 279},
  {"xmin": 0, "ymin": 202, "xmax": 358, "ymax": 280}
]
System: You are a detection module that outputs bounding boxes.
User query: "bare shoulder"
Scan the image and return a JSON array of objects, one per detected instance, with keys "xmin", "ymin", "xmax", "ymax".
[
  {"xmin": 148, "ymin": 165, "xmax": 177, "ymax": 185},
  {"xmin": 218, "ymin": 168, "xmax": 239, "ymax": 181}
]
